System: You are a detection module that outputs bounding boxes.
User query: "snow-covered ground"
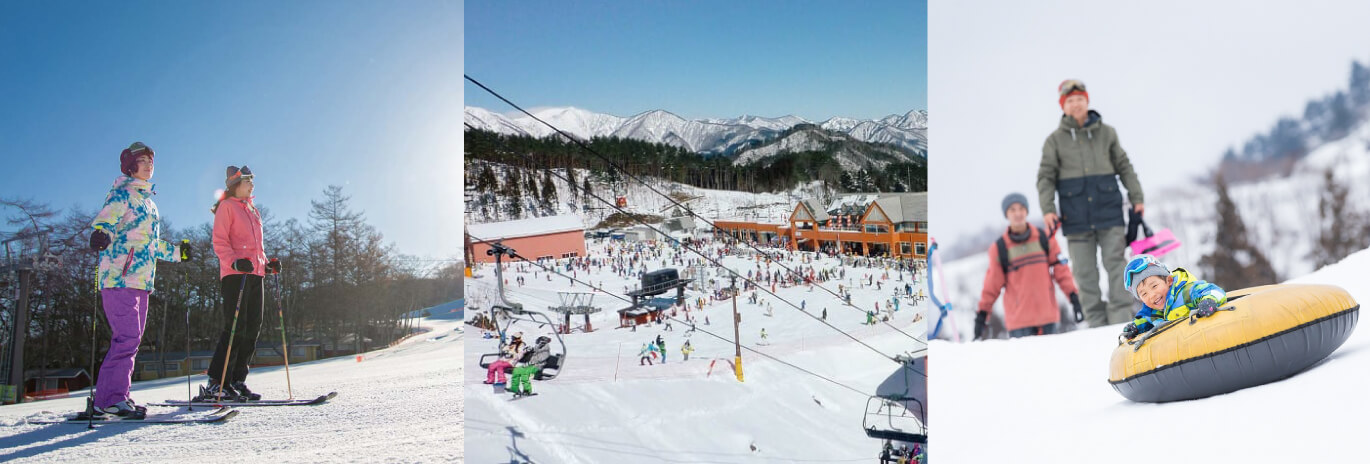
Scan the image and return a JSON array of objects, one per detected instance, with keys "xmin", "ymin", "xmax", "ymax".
[
  {"xmin": 464, "ymin": 238, "xmax": 926, "ymax": 463},
  {"xmin": 930, "ymin": 246, "xmax": 1370, "ymax": 463},
  {"xmin": 0, "ymin": 317, "xmax": 463, "ymax": 463}
]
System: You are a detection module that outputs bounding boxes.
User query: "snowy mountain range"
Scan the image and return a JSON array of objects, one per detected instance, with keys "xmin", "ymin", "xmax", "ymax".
[{"xmin": 464, "ymin": 105, "xmax": 927, "ymax": 158}]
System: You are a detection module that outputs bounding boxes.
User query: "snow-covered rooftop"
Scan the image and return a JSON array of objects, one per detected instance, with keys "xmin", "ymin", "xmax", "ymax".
[{"xmin": 467, "ymin": 214, "xmax": 585, "ymax": 241}]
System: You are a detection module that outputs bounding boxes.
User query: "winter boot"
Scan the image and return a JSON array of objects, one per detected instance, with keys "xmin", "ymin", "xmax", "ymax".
[
  {"xmin": 231, "ymin": 382, "xmax": 262, "ymax": 401},
  {"xmin": 195, "ymin": 381, "xmax": 240, "ymax": 402},
  {"xmin": 100, "ymin": 399, "xmax": 147, "ymax": 419}
]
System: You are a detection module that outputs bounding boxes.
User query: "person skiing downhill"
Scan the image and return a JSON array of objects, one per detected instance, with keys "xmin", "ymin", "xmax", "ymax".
[
  {"xmin": 508, "ymin": 336, "xmax": 551, "ymax": 397},
  {"xmin": 88, "ymin": 142, "xmax": 193, "ymax": 418},
  {"xmin": 681, "ymin": 340, "xmax": 694, "ymax": 361},
  {"xmin": 199, "ymin": 166, "xmax": 279, "ymax": 402},
  {"xmin": 639, "ymin": 343, "xmax": 654, "ymax": 366}
]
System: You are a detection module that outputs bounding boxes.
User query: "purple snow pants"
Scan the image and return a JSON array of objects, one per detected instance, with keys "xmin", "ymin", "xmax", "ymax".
[{"xmin": 94, "ymin": 287, "xmax": 150, "ymax": 408}]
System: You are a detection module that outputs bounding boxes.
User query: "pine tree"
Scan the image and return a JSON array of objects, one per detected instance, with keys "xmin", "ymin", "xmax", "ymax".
[
  {"xmin": 1310, "ymin": 168, "xmax": 1369, "ymax": 268},
  {"xmin": 1199, "ymin": 174, "xmax": 1278, "ymax": 288},
  {"xmin": 541, "ymin": 170, "xmax": 558, "ymax": 215},
  {"xmin": 503, "ymin": 170, "xmax": 524, "ymax": 218}
]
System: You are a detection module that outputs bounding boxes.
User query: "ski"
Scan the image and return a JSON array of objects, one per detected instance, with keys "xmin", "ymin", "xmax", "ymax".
[
  {"xmin": 151, "ymin": 391, "xmax": 337, "ymax": 407},
  {"xmin": 508, "ymin": 392, "xmax": 538, "ymax": 401},
  {"xmin": 28, "ymin": 406, "xmax": 238, "ymax": 425}
]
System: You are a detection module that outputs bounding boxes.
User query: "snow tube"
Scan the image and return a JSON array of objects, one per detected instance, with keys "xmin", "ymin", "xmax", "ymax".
[{"xmin": 1108, "ymin": 284, "xmax": 1358, "ymax": 402}]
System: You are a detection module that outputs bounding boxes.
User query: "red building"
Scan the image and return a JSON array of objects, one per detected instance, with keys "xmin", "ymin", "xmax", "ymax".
[{"xmin": 468, "ymin": 214, "xmax": 587, "ymax": 263}]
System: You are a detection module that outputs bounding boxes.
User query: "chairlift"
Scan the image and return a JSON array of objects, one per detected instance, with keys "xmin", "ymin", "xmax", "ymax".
[
  {"xmin": 475, "ymin": 242, "xmax": 568, "ymax": 380},
  {"xmin": 863, "ymin": 394, "xmax": 927, "ymax": 444}
]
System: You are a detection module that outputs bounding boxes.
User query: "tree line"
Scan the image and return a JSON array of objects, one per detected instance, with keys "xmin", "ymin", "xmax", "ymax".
[{"xmin": 0, "ymin": 187, "xmax": 461, "ymax": 388}]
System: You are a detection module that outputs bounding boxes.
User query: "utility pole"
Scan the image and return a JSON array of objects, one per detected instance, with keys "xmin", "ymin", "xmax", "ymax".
[{"xmin": 731, "ymin": 275, "xmax": 743, "ymax": 382}]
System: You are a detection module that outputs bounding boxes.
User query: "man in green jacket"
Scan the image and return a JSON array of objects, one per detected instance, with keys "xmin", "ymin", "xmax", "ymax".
[{"xmin": 1037, "ymin": 79, "xmax": 1144, "ymax": 327}]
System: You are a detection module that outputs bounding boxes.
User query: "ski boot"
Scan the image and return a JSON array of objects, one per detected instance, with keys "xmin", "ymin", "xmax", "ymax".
[
  {"xmin": 231, "ymin": 382, "xmax": 262, "ymax": 401},
  {"xmin": 100, "ymin": 399, "xmax": 147, "ymax": 419},
  {"xmin": 195, "ymin": 381, "xmax": 240, "ymax": 402}
]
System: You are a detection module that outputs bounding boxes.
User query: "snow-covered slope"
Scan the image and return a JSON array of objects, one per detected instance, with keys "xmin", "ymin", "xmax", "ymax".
[
  {"xmin": 0, "ymin": 318, "xmax": 463, "ymax": 463},
  {"xmin": 465, "ymin": 240, "xmax": 926, "ymax": 463},
  {"xmin": 465, "ymin": 105, "xmax": 928, "ymax": 156},
  {"xmin": 930, "ymin": 247, "xmax": 1370, "ymax": 463},
  {"xmin": 732, "ymin": 127, "xmax": 923, "ymax": 171}
]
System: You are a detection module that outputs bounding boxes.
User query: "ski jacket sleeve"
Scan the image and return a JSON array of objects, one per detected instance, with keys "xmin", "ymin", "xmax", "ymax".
[
  {"xmin": 154, "ymin": 238, "xmax": 182, "ymax": 263},
  {"xmin": 212, "ymin": 201, "xmax": 238, "ymax": 264},
  {"xmin": 1108, "ymin": 128, "xmax": 1144, "ymax": 206},
  {"xmin": 1038, "ymin": 136, "xmax": 1061, "ymax": 216},
  {"xmin": 978, "ymin": 243, "xmax": 1006, "ymax": 313}
]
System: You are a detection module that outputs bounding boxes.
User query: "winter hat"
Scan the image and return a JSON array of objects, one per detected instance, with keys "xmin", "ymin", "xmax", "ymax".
[
  {"xmin": 1001, "ymin": 192, "xmax": 1028, "ymax": 217},
  {"xmin": 1058, "ymin": 79, "xmax": 1089, "ymax": 109},
  {"xmin": 119, "ymin": 142, "xmax": 154, "ymax": 176},
  {"xmin": 1124, "ymin": 254, "xmax": 1171, "ymax": 300},
  {"xmin": 225, "ymin": 165, "xmax": 254, "ymax": 190}
]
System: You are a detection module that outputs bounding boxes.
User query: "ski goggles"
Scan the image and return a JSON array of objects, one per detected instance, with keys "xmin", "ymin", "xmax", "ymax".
[
  {"xmin": 228, "ymin": 165, "xmax": 255, "ymax": 182},
  {"xmin": 1123, "ymin": 254, "xmax": 1165, "ymax": 290},
  {"xmin": 1058, "ymin": 79, "xmax": 1087, "ymax": 97}
]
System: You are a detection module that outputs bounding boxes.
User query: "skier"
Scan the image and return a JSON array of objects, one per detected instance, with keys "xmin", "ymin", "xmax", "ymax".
[
  {"xmin": 681, "ymin": 340, "xmax": 694, "ymax": 361},
  {"xmin": 1120, "ymin": 254, "xmax": 1227, "ymax": 340},
  {"xmin": 639, "ymin": 343, "xmax": 654, "ymax": 366},
  {"xmin": 759, "ymin": 328, "xmax": 768, "ymax": 344},
  {"xmin": 88, "ymin": 142, "xmax": 193, "ymax": 418},
  {"xmin": 657, "ymin": 335, "xmax": 667, "ymax": 363},
  {"xmin": 822, "ymin": 307, "xmax": 827, "ymax": 320},
  {"xmin": 508, "ymin": 336, "xmax": 551, "ymax": 397},
  {"xmin": 201, "ymin": 165, "xmax": 277, "ymax": 401}
]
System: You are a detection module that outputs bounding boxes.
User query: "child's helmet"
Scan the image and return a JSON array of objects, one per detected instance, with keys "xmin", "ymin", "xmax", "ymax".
[
  {"xmin": 1124, "ymin": 254, "xmax": 1171, "ymax": 299},
  {"xmin": 536, "ymin": 335, "xmax": 551, "ymax": 346}
]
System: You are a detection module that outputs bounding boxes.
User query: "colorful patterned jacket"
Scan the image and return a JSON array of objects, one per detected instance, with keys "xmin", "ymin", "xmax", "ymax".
[
  {"xmin": 1133, "ymin": 267, "xmax": 1226, "ymax": 325},
  {"xmin": 91, "ymin": 176, "xmax": 182, "ymax": 292}
]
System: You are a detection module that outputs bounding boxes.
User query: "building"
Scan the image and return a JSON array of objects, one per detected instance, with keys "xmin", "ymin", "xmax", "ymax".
[
  {"xmin": 132, "ymin": 351, "xmax": 215, "ymax": 381},
  {"xmin": 714, "ymin": 192, "xmax": 929, "ymax": 258},
  {"xmin": 468, "ymin": 214, "xmax": 587, "ymax": 263},
  {"xmin": 23, "ymin": 368, "xmax": 90, "ymax": 400}
]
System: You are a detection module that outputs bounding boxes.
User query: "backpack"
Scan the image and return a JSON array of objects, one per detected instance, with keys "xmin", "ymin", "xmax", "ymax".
[{"xmin": 995, "ymin": 224, "xmax": 1057, "ymax": 276}]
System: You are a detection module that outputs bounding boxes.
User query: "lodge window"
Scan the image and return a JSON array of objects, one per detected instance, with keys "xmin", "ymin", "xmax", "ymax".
[
  {"xmin": 193, "ymin": 359, "xmax": 210, "ymax": 370},
  {"xmin": 164, "ymin": 362, "xmax": 178, "ymax": 371},
  {"xmin": 865, "ymin": 225, "xmax": 888, "ymax": 233},
  {"xmin": 900, "ymin": 242, "xmax": 912, "ymax": 254},
  {"xmin": 915, "ymin": 242, "xmax": 927, "ymax": 255},
  {"xmin": 561, "ymin": 252, "xmax": 579, "ymax": 258},
  {"xmin": 143, "ymin": 364, "xmax": 158, "ymax": 372}
]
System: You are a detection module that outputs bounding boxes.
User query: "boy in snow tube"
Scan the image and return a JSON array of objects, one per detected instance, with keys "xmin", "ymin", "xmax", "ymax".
[{"xmin": 1119, "ymin": 254, "xmax": 1227, "ymax": 341}]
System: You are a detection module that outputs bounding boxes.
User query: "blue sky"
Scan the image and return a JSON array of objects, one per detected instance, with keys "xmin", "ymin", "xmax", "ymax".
[
  {"xmin": 464, "ymin": 0, "xmax": 927, "ymax": 121},
  {"xmin": 0, "ymin": 1, "xmax": 461, "ymax": 261}
]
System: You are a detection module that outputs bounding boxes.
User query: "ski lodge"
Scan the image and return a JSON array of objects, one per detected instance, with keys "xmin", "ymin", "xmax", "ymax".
[
  {"xmin": 713, "ymin": 192, "xmax": 929, "ymax": 258},
  {"xmin": 468, "ymin": 214, "xmax": 587, "ymax": 263}
]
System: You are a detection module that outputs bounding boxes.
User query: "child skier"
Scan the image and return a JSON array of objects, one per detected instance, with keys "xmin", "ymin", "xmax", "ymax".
[
  {"xmin": 681, "ymin": 340, "xmax": 694, "ymax": 361},
  {"xmin": 1120, "ymin": 254, "xmax": 1227, "ymax": 340},
  {"xmin": 639, "ymin": 343, "xmax": 654, "ymax": 366},
  {"xmin": 88, "ymin": 142, "xmax": 193, "ymax": 418}
]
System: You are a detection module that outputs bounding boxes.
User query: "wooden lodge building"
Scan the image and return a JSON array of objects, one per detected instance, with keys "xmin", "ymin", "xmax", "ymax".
[{"xmin": 714, "ymin": 192, "xmax": 928, "ymax": 258}]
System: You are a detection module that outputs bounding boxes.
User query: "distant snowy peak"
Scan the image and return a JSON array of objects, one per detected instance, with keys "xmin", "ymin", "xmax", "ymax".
[
  {"xmin": 464, "ymin": 105, "xmax": 928, "ymax": 156},
  {"xmin": 733, "ymin": 127, "xmax": 923, "ymax": 171}
]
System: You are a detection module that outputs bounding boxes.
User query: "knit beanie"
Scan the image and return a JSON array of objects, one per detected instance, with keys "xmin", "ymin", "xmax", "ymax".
[
  {"xmin": 1125, "ymin": 256, "xmax": 1171, "ymax": 300},
  {"xmin": 1001, "ymin": 192, "xmax": 1028, "ymax": 217}
]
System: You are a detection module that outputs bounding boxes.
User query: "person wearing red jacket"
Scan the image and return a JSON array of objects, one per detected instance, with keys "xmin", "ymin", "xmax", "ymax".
[
  {"xmin": 976, "ymin": 193, "xmax": 1083, "ymax": 339},
  {"xmin": 198, "ymin": 165, "xmax": 280, "ymax": 401}
]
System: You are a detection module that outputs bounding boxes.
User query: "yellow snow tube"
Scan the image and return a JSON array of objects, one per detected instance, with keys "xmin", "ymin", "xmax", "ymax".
[{"xmin": 1108, "ymin": 283, "xmax": 1358, "ymax": 402}]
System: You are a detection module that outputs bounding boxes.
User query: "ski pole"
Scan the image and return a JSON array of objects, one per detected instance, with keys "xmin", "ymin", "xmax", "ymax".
[
  {"xmin": 269, "ymin": 259, "xmax": 293, "ymax": 400},
  {"xmin": 217, "ymin": 272, "xmax": 249, "ymax": 400},
  {"xmin": 181, "ymin": 265, "xmax": 194, "ymax": 410},
  {"xmin": 88, "ymin": 230, "xmax": 103, "ymax": 429}
]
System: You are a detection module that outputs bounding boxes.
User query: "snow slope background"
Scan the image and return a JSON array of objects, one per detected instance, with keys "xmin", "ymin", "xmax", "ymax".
[
  {"xmin": 930, "ymin": 247, "xmax": 1370, "ymax": 463},
  {"xmin": 932, "ymin": 120, "xmax": 1370, "ymax": 342},
  {"xmin": 0, "ymin": 318, "xmax": 463, "ymax": 463},
  {"xmin": 464, "ymin": 239, "xmax": 926, "ymax": 463}
]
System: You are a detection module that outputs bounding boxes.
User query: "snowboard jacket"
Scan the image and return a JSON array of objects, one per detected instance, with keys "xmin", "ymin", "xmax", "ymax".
[
  {"xmin": 978, "ymin": 224, "xmax": 1079, "ymax": 331},
  {"xmin": 1037, "ymin": 110, "xmax": 1144, "ymax": 236},
  {"xmin": 1131, "ymin": 268, "xmax": 1226, "ymax": 326},
  {"xmin": 92, "ymin": 176, "xmax": 182, "ymax": 292},
  {"xmin": 212, "ymin": 196, "xmax": 266, "ymax": 279},
  {"xmin": 520, "ymin": 344, "xmax": 551, "ymax": 367}
]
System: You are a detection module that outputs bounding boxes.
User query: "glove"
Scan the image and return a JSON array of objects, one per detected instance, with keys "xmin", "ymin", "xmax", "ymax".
[
  {"xmin": 266, "ymin": 258, "xmax": 283, "ymax": 275},
  {"xmin": 232, "ymin": 258, "xmax": 254, "ymax": 273},
  {"xmin": 1122, "ymin": 318, "xmax": 1154, "ymax": 340},
  {"xmin": 1194, "ymin": 298, "xmax": 1219, "ymax": 318},
  {"xmin": 89, "ymin": 228, "xmax": 111, "ymax": 251},
  {"xmin": 973, "ymin": 311, "xmax": 989, "ymax": 341},
  {"xmin": 1069, "ymin": 293, "xmax": 1084, "ymax": 323},
  {"xmin": 179, "ymin": 240, "xmax": 194, "ymax": 261},
  {"xmin": 1121, "ymin": 323, "xmax": 1141, "ymax": 340}
]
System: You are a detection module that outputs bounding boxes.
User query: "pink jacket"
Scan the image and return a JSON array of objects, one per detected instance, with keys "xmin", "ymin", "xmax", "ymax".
[
  {"xmin": 978, "ymin": 224, "xmax": 1078, "ymax": 331},
  {"xmin": 212, "ymin": 196, "xmax": 266, "ymax": 279}
]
